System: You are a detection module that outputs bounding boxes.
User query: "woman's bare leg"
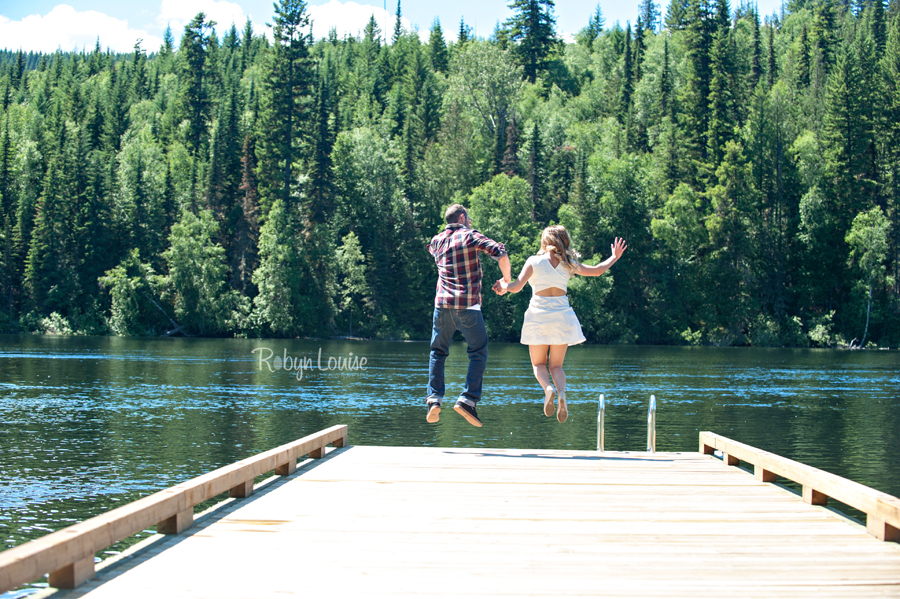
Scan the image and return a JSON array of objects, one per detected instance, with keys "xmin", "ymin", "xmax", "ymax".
[
  {"xmin": 547, "ymin": 345, "xmax": 569, "ymax": 422},
  {"xmin": 529, "ymin": 345, "xmax": 555, "ymax": 416}
]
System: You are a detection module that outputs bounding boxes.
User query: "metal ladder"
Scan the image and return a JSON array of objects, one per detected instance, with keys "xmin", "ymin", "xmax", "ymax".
[{"xmin": 597, "ymin": 394, "xmax": 657, "ymax": 452}]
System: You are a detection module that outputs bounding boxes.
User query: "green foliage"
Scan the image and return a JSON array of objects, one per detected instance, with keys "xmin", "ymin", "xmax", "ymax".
[
  {"xmin": 160, "ymin": 209, "xmax": 248, "ymax": 336},
  {"xmin": 0, "ymin": 3, "xmax": 897, "ymax": 347}
]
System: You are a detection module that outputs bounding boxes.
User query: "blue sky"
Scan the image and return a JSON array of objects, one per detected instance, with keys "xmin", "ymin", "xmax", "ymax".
[{"xmin": 0, "ymin": 0, "xmax": 785, "ymax": 54}]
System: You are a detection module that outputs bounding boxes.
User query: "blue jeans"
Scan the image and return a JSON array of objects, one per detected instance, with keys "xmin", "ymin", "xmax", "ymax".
[{"xmin": 427, "ymin": 308, "xmax": 488, "ymax": 405}]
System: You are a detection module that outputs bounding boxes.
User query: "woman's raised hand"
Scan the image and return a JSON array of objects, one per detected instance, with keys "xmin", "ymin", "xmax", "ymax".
[{"xmin": 611, "ymin": 237, "xmax": 627, "ymax": 259}]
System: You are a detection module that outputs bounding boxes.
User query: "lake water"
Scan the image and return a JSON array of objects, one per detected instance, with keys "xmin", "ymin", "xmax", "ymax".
[{"xmin": 1, "ymin": 334, "xmax": 898, "ymax": 573}]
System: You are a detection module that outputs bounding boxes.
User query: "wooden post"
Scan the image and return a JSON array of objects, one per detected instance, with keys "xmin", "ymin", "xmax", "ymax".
[
  {"xmin": 755, "ymin": 466, "xmax": 777, "ymax": 483},
  {"xmin": 275, "ymin": 461, "xmax": 296, "ymax": 476},
  {"xmin": 48, "ymin": 556, "xmax": 94, "ymax": 589},
  {"xmin": 701, "ymin": 442, "xmax": 715, "ymax": 455},
  {"xmin": 867, "ymin": 516, "xmax": 900, "ymax": 542},
  {"xmin": 802, "ymin": 485, "xmax": 828, "ymax": 506},
  {"xmin": 229, "ymin": 480, "xmax": 254, "ymax": 498},
  {"xmin": 723, "ymin": 453, "xmax": 739, "ymax": 466},
  {"xmin": 334, "ymin": 434, "xmax": 347, "ymax": 448},
  {"xmin": 310, "ymin": 445, "xmax": 326, "ymax": 459},
  {"xmin": 157, "ymin": 509, "xmax": 193, "ymax": 535}
]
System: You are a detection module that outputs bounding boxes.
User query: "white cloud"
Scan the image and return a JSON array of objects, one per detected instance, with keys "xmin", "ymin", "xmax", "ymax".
[
  {"xmin": 307, "ymin": 0, "xmax": 418, "ymax": 43},
  {"xmin": 0, "ymin": 4, "xmax": 162, "ymax": 54},
  {"xmin": 158, "ymin": 0, "xmax": 248, "ymax": 35}
]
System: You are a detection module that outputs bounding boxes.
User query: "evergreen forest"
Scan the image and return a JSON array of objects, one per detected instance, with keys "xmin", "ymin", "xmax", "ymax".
[{"xmin": 1, "ymin": 0, "xmax": 899, "ymax": 347}]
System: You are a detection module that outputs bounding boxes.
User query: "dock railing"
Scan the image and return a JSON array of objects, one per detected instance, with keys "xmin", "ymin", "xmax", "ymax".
[
  {"xmin": 0, "ymin": 424, "xmax": 348, "ymax": 594},
  {"xmin": 700, "ymin": 431, "xmax": 900, "ymax": 543}
]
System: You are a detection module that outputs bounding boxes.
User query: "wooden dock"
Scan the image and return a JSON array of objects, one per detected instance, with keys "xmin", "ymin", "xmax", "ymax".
[{"xmin": 16, "ymin": 435, "xmax": 900, "ymax": 598}]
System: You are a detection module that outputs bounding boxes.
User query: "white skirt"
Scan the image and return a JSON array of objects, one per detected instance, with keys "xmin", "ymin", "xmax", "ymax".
[{"xmin": 520, "ymin": 295, "xmax": 586, "ymax": 346}]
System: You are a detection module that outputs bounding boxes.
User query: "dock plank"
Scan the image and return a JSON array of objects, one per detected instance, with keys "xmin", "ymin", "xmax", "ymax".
[{"xmin": 45, "ymin": 446, "xmax": 900, "ymax": 599}]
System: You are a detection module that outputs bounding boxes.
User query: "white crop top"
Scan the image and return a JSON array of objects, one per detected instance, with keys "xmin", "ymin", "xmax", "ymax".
[{"xmin": 526, "ymin": 254, "xmax": 574, "ymax": 293}]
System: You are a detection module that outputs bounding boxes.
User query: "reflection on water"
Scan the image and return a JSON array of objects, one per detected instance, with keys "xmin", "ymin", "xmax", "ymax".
[{"xmin": 0, "ymin": 334, "xmax": 898, "ymax": 555}]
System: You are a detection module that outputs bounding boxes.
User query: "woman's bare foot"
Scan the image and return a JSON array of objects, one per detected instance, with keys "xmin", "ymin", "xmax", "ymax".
[
  {"xmin": 543, "ymin": 385, "xmax": 555, "ymax": 417},
  {"xmin": 557, "ymin": 391, "xmax": 568, "ymax": 423}
]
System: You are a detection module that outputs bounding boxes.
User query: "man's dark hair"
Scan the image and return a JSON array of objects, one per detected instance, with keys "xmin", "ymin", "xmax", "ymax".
[{"xmin": 444, "ymin": 204, "xmax": 468, "ymax": 224}]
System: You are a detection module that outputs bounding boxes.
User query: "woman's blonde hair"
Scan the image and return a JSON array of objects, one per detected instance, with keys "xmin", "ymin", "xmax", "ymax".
[{"xmin": 539, "ymin": 225, "xmax": 580, "ymax": 273}]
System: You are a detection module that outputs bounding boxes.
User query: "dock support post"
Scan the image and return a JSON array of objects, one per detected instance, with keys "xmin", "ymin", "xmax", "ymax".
[
  {"xmin": 802, "ymin": 485, "xmax": 828, "ymax": 506},
  {"xmin": 867, "ymin": 517, "xmax": 900, "ymax": 542},
  {"xmin": 723, "ymin": 453, "xmax": 739, "ymax": 466},
  {"xmin": 157, "ymin": 508, "xmax": 193, "ymax": 534},
  {"xmin": 48, "ymin": 556, "xmax": 94, "ymax": 589},
  {"xmin": 755, "ymin": 466, "xmax": 777, "ymax": 483},
  {"xmin": 310, "ymin": 446, "xmax": 326, "ymax": 459},
  {"xmin": 229, "ymin": 480, "xmax": 254, "ymax": 498},
  {"xmin": 275, "ymin": 460, "xmax": 296, "ymax": 476}
]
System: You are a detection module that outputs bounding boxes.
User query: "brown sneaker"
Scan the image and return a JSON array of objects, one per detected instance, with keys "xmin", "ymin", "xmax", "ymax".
[
  {"xmin": 454, "ymin": 401, "xmax": 483, "ymax": 427},
  {"xmin": 426, "ymin": 402, "xmax": 441, "ymax": 423}
]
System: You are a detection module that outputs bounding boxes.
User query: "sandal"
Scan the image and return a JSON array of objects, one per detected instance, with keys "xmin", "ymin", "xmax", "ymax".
[
  {"xmin": 543, "ymin": 385, "xmax": 556, "ymax": 417},
  {"xmin": 557, "ymin": 391, "xmax": 568, "ymax": 423}
]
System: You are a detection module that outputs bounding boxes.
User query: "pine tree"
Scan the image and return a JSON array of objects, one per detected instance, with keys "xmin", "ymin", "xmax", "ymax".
[
  {"xmin": 255, "ymin": 0, "xmax": 314, "ymax": 215},
  {"xmin": 665, "ymin": 0, "xmax": 690, "ymax": 31},
  {"xmin": 428, "ymin": 19, "xmax": 449, "ymax": 73},
  {"xmin": 813, "ymin": 0, "xmax": 840, "ymax": 74},
  {"xmin": 766, "ymin": 22, "xmax": 776, "ymax": 88},
  {"xmin": 871, "ymin": 0, "xmax": 888, "ymax": 53},
  {"xmin": 639, "ymin": 0, "xmax": 661, "ymax": 32},
  {"xmin": 634, "ymin": 17, "xmax": 646, "ymax": 83},
  {"xmin": 582, "ymin": 5, "xmax": 605, "ymax": 50},
  {"xmin": 177, "ymin": 13, "xmax": 218, "ymax": 158},
  {"xmin": 749, "ymin": 8, "xmax": 762, "ymax": 89},
  {"xmin": 883, "ymin": 12, "xmax": 900, "ymax": 297},
  {"xmin": 620, "ymin": 23, "xmax": 634, "ymax": 124},
  {"xmin": 207, "ymin": 81, "xmax": 242, "ymax": 237},
  {"xmin": 130, "ymin": 40, "xmax": 147, "ymax": 102},
  {"xmin": 241, "ymin": 19, "xmax": 254, "ymax": 74},
  {"xmin": 798, "ymin": 24, "xmax": 811, "ymax": 87},
  {"xmin": 505, "ymin": 0, "xmax": 560, "ymax": 83},
  {"xmin": 528, "ymin": 122, "xmax": 544, "ymax": 220},
  {"xmin": 103, "ymin": 65, "xmax": 130, "ymax": 152},
  {"xmin": 307, "ymin": 75, "xmax": 335, "ymax": 223},
  {"xmin": 680, "ymin": 0, "xmax": 715, "ymax": 163},
  {"xmin": 660, "ymin": 35, "xmax": 673, "ymax": 118},
  {"xmin": 233, "ymin": 135, "xmax": 260, "ymax": 293},
  {"xmin": 458, "ymin": 18, "xmax": 471, "ymax": 45},
  {"xmin": 502, "ymin": 117, "xmax": 520, "ymax": 176},
  {"xmin": 393, "ymin": 0, "xmax": 403, "ymax": 45},
  {"xmin": 707, "ymin": 20, "xmax": 736, "ymax": 165}
]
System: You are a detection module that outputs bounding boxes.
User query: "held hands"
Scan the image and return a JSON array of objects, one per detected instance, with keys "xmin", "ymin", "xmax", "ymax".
[
  {"xmin": 611, "ymin": 237, "xmax": 628, "ymax": 261},
  {"xmin": 492, "ymin": 279, "xmax": 510, "ymax": 295}
]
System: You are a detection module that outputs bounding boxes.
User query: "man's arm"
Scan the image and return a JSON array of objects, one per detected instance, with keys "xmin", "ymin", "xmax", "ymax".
[{"xmin": 498, "ymin": 254, "xmax": 512, "ymax": 282}]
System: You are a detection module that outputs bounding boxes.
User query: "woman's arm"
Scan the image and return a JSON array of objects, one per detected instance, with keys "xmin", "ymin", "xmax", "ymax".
[
  {"xmin": 576, "ymin": 237, "xmax": 627, "ymax": 277},
  {"xmin": 493, "ymin": 262, "xmax": 534, "ymax": 294}
]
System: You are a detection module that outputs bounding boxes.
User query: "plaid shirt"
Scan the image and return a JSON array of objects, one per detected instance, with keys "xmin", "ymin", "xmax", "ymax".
[{"xmin": 428, "ymin": 223, "xmax": 507, "ymax": 309}]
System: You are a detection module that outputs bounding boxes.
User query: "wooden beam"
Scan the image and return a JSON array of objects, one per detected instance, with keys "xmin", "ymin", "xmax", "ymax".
[
  {"xmin": 48, "ymin": 556, "xmax": 94, "ymax": 589},
  {"xmin": 699, "ymin": 431, "xmax": 900, "ymax": 541},
  {"xmin": 0, "ymin": 424, "xmax": 348, "ymax": 594}
]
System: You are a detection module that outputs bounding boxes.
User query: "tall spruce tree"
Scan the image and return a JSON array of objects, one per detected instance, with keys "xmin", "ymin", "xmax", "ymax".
[
  {"xmin": 255, "ymin": 0, "xmax": 314, "ymax": 215},
  {"xmin": 505, "ymin": 0, "xmax": 560, "ymax": 83}
]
